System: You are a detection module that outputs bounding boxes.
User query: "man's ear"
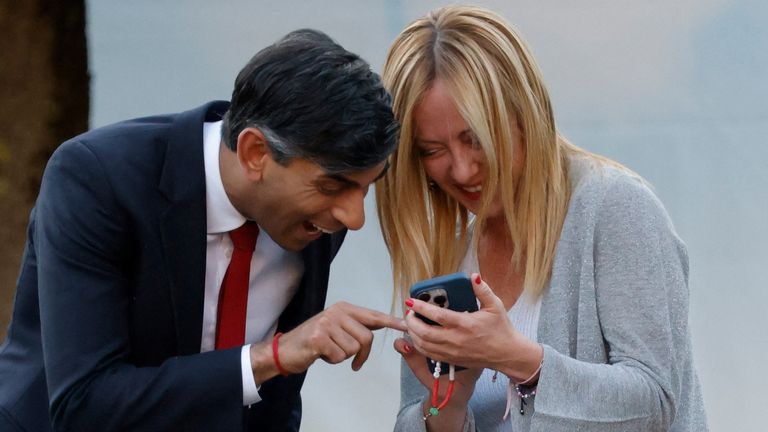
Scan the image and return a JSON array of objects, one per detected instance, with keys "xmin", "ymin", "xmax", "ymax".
[{"xmin": 236, "ymin": 127, "xmax": 271, "ymax": 181}]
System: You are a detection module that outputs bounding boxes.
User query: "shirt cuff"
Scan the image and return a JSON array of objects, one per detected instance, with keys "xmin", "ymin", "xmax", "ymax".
[{"xmin": 241, "ymin": 344, "xmax": 262, "ymax": 405}]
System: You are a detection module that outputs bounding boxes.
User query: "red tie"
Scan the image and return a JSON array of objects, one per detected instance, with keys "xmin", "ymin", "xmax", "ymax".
[{"xmin": 215, "ymin": 221, "xmax": 259, "ymax": 349}]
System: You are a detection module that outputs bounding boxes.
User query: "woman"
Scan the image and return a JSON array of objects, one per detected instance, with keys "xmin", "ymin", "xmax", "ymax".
[{"xmin": 376, "ymin": 5, "xmax": 708, "ymax": 431}]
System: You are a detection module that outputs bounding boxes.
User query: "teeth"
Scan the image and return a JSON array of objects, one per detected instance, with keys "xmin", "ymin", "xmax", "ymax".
[
  {"xmin": 311, "ymin": 223, "xmax": 334, "ymax": 234},
  {"xmin": 463, "ymin": 185, "xmax": 482, "ymax": 193}
]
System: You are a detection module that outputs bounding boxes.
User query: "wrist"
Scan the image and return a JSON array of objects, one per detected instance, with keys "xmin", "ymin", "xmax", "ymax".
[
  {"xmin": 422, "ymin": 396, "xmax": 468, "ymax": 420},
  {"xmin": 496, "ymin": 338, "xmax": 544, "ymax": 384},
  {"xmin": 250, "ymin": 341, "xmax": 279, "ymax": 385},
  {"xmin": 451, "ymin": 376, "xmax": 477, "ymax": 405},
  {"xmin": 422, "ymin": 396, "xmax": 468, "ymax": 432},
  {"xmin": 271, "ymin": 332, "xmax": 292, "ymax": 376}
]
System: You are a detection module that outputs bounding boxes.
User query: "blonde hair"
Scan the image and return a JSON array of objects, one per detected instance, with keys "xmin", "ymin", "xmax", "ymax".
[{"xmin": 377, "ymin": 5, "xmax": 599, "ymax": 305}]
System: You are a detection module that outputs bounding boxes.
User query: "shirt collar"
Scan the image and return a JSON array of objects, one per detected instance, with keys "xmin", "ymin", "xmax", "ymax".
[{"xmin": 203, "ymin": 121, "xmax": 247, "ymax": 234}]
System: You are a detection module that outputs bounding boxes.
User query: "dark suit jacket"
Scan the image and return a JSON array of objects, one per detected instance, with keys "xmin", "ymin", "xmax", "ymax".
[{"xmin": 0, "ymin": 102, "xmax": 345, "ymax": 431}]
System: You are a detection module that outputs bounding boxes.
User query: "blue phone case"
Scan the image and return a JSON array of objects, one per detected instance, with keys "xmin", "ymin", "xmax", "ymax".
[{"xmin": 409, "ymin": 272, "xmax": 478, "ymax": 375}]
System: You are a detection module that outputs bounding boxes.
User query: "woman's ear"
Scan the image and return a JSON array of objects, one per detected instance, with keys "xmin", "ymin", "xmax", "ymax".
[{"xmin": 236, "ymin": 127, "xmax": 271, "ymax": 181}]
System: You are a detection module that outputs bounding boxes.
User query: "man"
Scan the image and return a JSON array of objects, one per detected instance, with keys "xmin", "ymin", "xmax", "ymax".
[{"xmin": 0, "ymin": 29, "xmax": 402, "ymax": 431}]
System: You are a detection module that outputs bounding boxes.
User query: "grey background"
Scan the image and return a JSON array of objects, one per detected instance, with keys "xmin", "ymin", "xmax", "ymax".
[{"xmin": 87, "ymin": 1, "xmax": 767, "ymax": 430}]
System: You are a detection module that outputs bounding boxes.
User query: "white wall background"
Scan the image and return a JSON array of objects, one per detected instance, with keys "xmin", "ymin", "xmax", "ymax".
[{"xmin": 87, "ymin": 1, "xmax": 768, "ymax": 430}]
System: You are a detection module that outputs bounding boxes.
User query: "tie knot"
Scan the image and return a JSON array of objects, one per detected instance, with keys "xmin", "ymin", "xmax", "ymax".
[{"xmin": 229, "ymin": 221, "xmax": 259, "ymax": 252}]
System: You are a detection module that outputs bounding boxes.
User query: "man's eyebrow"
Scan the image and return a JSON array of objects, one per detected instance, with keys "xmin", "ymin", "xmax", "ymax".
[
  {"xmin": 324, "ymin": 174, "xmax": 361, "ymax": 188},
  {"xmin": 323, "ymin": 160, "xmax": 390, "ymax": 187}
]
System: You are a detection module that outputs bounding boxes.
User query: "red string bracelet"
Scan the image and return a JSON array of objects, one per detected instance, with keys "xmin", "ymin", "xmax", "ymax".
[{"xmin": 272, "ymin": 332, "xmax": 290, "ymax": 376}]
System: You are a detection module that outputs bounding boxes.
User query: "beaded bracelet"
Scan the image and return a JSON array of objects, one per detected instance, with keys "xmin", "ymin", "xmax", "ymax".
[
  {"xmin": 513, "ymin": 383, "xmax": 537, "ymax": 416},
  {"xmin": 497, "ymin": 346, "xmax": 544, "ymax": 419}
]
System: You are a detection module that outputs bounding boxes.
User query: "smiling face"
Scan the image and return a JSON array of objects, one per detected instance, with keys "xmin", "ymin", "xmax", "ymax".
[
  {"xmin": 412, "ymin": 79, "xmax": 524, "ymax": 218},
  {"xmin": 223, "ymin": 127, "xmax": 388, "ymax": 252},
  {"xmin": 250, "ymin": 157, "xmax": 387, "ymax": 251}
]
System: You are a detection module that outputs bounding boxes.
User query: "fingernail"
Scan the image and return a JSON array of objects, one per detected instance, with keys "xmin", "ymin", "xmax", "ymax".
[
  {"xmin": 404, "ymin": 344, "xmax": 412, "ymax": 353},
  {"xmin": 474, "ymin": 274, "xmax": 482, "ymax": 284},
  {"xmin": 405, "ymin": 309, "xmax": 412, "ymax": 316},
  {"xmin": 405, "ymin": 298, "xmax": 414, "ymax": 308}
]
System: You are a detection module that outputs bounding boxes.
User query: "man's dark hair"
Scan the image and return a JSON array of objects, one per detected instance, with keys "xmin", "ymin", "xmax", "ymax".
[{"xmin": 221, "ymin": 29, "xmax": 398, "ymax": 174}]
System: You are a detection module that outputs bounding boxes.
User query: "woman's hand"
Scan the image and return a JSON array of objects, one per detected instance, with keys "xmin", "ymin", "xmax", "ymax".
[
  {"xmin": 403, "ymin": 273, "xmax": 543, "ymax": 383},
  {"xmin": 393, "ymin": 336, "xmax": 481, "ymax": 431},
  {"xmin": 393, "ymin": 337, "xmax": 482, "ymax": 404}
]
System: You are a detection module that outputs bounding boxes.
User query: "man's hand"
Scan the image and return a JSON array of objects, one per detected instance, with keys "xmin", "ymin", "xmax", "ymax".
[{"xmin": 251, "ymin": 302, "xmax": 405, "ymax": 383}]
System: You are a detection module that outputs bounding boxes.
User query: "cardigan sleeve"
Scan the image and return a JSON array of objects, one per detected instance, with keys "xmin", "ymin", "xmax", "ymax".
[{"xmin": 531, "ymin": 173, "xmax": 691, "ymax": 431}]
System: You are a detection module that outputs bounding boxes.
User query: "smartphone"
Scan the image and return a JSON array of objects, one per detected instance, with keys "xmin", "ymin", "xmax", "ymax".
[{"xmin": 409, "ymin": 272, "xmax": 478, "ymax": 374}]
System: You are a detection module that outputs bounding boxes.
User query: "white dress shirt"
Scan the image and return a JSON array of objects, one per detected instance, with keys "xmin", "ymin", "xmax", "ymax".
[{"xmin": 201, "ymin": 121, "xmax": 304, "ymax": 405}]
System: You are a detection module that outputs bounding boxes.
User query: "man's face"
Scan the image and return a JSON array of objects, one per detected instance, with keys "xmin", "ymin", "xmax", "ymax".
[{"xmin": 244, "ymin": 156, "xmax": 388, "ymax": 252}]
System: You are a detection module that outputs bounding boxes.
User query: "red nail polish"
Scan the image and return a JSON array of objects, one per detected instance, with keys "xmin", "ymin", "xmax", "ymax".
[
  {"xmin": 474, "ymin": 275, "xmax": 482, "ymax": 284},
  {"xmin": 405, "ymin": 298, "xmax": 414, "ymax": 308},
  {"xmin": 404, "ymin": 344, "xmax": 412, "ymax": 353},
  {"xmin": 405, "ymin": 309, "xmax": 412, "ymax": 316}
]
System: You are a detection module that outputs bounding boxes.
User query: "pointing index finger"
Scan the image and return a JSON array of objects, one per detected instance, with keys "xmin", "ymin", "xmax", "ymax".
[{"xmin": 351, "ymin": 306, "xmax": 406, "ymax": 332}]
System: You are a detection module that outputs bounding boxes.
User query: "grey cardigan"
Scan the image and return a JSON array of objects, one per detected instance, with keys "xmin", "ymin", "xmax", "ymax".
[{"xmin": 395, "ymin": 156, "xmax": 708, "ymax": 431}]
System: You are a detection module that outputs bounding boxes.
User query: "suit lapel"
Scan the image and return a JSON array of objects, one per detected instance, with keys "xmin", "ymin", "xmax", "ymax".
[{"xmin": 158, "ymin": 101, "xmax": 230, "ymax": 355}]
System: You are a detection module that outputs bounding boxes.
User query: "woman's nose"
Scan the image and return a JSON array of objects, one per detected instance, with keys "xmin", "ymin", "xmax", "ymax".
[{"xmin": 449, "ymin": 145, "xmax": 481, "ymax": 184}]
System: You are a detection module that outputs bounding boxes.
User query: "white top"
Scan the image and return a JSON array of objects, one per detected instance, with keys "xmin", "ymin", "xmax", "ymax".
[
  {"xmin": 201, "ymin": 121, "xmax": 304, "ymax": 405},
  {"xmin": 459, "ymin": 237, "xmax": 542, "ymax": 431}
]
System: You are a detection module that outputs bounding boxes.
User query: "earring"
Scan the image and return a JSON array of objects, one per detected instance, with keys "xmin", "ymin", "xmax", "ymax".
[{"xmin": 428, "ymin": 180, "xmax": 437, "ymax": 190}]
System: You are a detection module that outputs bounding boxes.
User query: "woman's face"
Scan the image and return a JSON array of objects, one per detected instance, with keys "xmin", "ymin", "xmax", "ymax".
[{"xmin": 412, "ymin": 79, "xmax": 523, "ymax": 218}]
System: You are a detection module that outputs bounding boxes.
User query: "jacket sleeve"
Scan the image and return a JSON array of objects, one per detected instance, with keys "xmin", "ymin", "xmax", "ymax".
[
  {"xmin": 35, "ymin": 140, "xmax": 244, "ymax": 431},
  {"xmin": 532, "ymin": 174, "xmax": 691, "ymax": 431}
]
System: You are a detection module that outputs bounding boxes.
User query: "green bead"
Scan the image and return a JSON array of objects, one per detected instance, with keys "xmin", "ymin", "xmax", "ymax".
[{"xmin": 429, "ymin": 407, "xmax": 439, "ymax": 416}]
